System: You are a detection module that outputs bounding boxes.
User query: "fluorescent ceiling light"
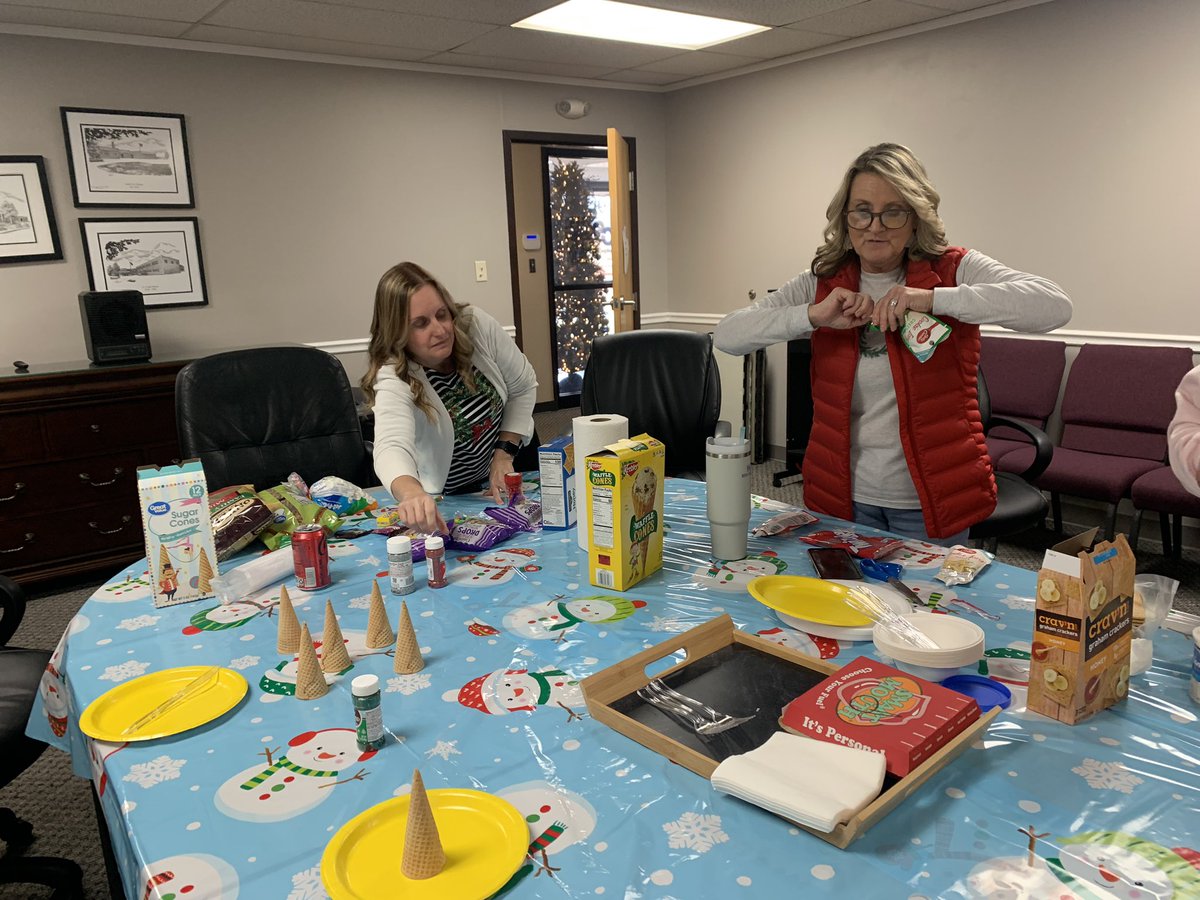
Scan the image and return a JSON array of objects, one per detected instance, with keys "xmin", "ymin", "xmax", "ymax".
[{"xmin": 513, "ymin": 0, "xmax": 768, "ymax": 51}]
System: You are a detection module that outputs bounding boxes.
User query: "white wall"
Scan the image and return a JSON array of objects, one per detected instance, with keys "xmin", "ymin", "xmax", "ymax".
[
  {"xmin": 0, "ymin": 34, "xmax": 668, "ymax": 378},
  {"xmin": 663, "ymin": 0, "xmax": 1200, "ymax": 449}
]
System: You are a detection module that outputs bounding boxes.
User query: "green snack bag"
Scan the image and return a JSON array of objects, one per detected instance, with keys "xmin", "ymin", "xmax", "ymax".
[{"xmin": 900, "ymin": 311, "xmax": 951, "ymax": 362}]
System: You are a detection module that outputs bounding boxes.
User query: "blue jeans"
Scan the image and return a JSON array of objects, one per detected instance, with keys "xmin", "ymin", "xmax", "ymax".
[{"xmin": 852, "ymin": 502, "xmax": 969, "ymax": 546}]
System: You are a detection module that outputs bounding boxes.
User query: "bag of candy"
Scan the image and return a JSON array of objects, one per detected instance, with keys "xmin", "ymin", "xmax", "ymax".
[
  {"xmin": 798, "ymin": 528, "xmax": 905, "ymax": 559},
  {"xmin": 309, "ymin": 475, "xmax": 378, "ymax": 517},
  {"xmin": 935, "ymin": 544, "xmax": 992, "ymax": 585},
  {"xmin": 209, "ymin": 484, "xmax": 274, "ymax": 561},
  {"xmin": 446, "ymin": 514, "xmax": 517, "ymax": 552},
  {"xmin": 257, "ymin": 483, "xmax": 342, "ymax": 550},
  {"xmin": 900, "ymin": 312, "xmax": 951, "ymax": 363},
  {"xmin": 751, "ymin": 509, "xmax": 818, "ymax": 538}
]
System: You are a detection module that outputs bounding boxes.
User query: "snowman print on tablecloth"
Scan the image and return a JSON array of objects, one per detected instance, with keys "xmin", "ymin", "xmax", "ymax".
[
  {"xmin": 451, "ymin": 548, "xmax": 541, "ymax": 587},
  {"xmin": 960, "ymin": 826, "xmax": 1200, "ymax": 899},
  {"xmin": 755, "ymin": 626, "xmax": 840, "ymax": 659},
  {"xmin": 93, "ymin": 569, "xmax": 153, "ymax": 603},
  {"xmin": 453, "ymin": 667, "xmax": 584, "ymax": 721},
  {"xmin": 503, "ymin": 595, "xmax": 647, "ymax": 641},
  {"xmin": 978, "ymin": 646, "xmax": 1032, "ymax": 711},
  {"xmin": 40, "ymin": 640, "xmax": 70, "ymax": 737},
  {"xmin": 138, "ymin": 852, "xmax": 240, "ymax": 899},
  {"xmin": 693, "ymin": 552, "xmax": 787, "ymax": 592},
  {"xmin": 492, "ymin": 780, "xmax": 597, "ymax": 892},
  {"xmin": 214, "ymin": 727, "xmax": 376, "ymax": 823},
  {"xmin": 258, "ymin": 628, "xmax": 377, "ymax": 697},
  {"xmin": 87, "ymin": 738, "xmax": 128, "ymax": 799},
  {"xmin": 182, "ymin": 594, "xmax": 277, "ymax": 635}
]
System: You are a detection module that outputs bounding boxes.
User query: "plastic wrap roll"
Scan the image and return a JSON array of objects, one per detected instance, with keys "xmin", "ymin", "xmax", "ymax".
[
  {"xmin": 209, "ymin": 548, "xmax": 294, "ymax": 604},
  {"xmin": 572, "ymin": 414, "xmax": 629, "ymax": 550}
]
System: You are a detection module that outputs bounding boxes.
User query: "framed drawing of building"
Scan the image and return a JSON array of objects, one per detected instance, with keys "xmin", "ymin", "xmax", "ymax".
[
  {"xmin": 79, "ymin": 217, "xmax": 208, "ymax": 308},
  {"xmin": 0, "ymin": 155, "xmax": 63, "ymax": 264}
]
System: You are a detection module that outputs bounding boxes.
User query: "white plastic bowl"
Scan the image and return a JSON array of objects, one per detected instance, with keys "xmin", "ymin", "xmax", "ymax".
[{"xmin": 872, "ymin": 613, "xmax": 985, "ymax": 682}]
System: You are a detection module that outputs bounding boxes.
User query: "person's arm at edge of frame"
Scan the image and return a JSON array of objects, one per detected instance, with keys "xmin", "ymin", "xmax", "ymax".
[
  {"xmin": 1168, "ymin": 364, "xmax": 1200, "ymax": 497},
  {"xmin": 372, "ymin": 366, "xmax": 449, "ymax": 533},
  {"xmin": 713, "ymin": 274, "xmax": 819, "ymax": 356}
]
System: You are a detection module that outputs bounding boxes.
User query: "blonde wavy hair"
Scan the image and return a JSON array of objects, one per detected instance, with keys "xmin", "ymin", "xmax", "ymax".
[
  {"xmin": 811, "ymin": 143, "xmax": 949, "ymax": 278},
  {"xmin": 360, "ymin": 261, "xmax": 476, "ymax": 420}
]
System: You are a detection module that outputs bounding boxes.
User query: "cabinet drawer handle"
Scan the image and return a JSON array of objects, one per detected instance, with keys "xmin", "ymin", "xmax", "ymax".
[
  {"xmin": 90, "ymin": 424, "xmax": 101, "ymax": 433},
  {"xmin": 0, "ymin": 532, "xmax": 34, "ymax": 553},
  {"xmin": 89, "ymin": 516, "xmax": 133, "ymax": 536},
  {"xmin": 79, "ymin": 468, "xmax": 124, "ymax": 487},
  {"xmin": 0, "ymin": 482, "xmax": 25, "ymax": 501}
]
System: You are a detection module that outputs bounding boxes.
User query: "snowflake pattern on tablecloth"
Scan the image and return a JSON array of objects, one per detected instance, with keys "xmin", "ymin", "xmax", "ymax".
[
  {"xmin": 663, "ymin": 811, "xmax": 729, "ymax": 853},
  {"xmin": 228, "ymin": 655, "xmax": 261, "ymax": 670},
  {"xmin": 387, "ymin": 673, "xmax": 432, "ymax": 695},
  {"xmin": 999, "ymin": 594, "xmax": 1035, "ymax": 610},
  {"xmin": 116, "ymin": 615, "xmax": 161, "ymax": 631},
  {"xmin": 347, "ymin": 593, "xmax": 373, "ymax": 610},
  {"xmin": 286, "ymin": 864, "xmax": 329, "ymax": 900},
  {"xmin": 1072, "ymin": 758, "xmax": 1144, "ymax": 794},
  {"xmin": 357, "ymin": 554, "xmax": 381, "ymax": 567},
  {"xmin": 123, "ymin": 755, "xmax": 185, "ymax": 788},
  {"xmin": 99, "ymin": 660, "xmax": 151, "ymax": 682},
  {"xmin": 647, "ymin": 616, "xmax": 689, "ymax": 633},
  {"xmin": 426, "ymin": 739, "xmax": 461, "ymax": 760}
]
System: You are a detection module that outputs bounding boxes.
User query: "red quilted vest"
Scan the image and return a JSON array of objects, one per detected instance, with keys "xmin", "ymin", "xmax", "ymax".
[{"xmin": 801, "ymin": 248, "xmax": 996, "ymax": 539}]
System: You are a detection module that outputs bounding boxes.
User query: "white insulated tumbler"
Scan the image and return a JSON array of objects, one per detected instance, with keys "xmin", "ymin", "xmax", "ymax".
[{"xmin": 706, "ymin": 423, "xmax": 752, "ymax": 561}]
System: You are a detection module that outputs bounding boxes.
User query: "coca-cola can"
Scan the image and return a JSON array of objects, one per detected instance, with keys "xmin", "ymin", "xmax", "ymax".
[{"xmin": 292, "ymin": 525, "xmax": 331, "ymax": 590}]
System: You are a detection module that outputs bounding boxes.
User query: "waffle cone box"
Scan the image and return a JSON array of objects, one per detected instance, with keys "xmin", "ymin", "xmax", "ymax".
[
  {"xmin": 1027, "ymin": 529, "xmax": 1135, "ymax": 725},
  {"xmin": 585, "ymin": 434, "xmax": 665, "ymax": 591}
]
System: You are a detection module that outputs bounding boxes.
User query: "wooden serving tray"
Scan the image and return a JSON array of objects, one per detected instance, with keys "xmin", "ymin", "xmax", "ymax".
[{"xmin": 581, "ymin": 614, "xmax": 999, "ymax": 849}]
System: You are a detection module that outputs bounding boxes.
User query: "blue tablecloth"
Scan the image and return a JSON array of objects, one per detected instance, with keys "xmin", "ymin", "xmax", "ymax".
[{"xmin": 26, "ymin": 481, "xmax": 1200, "ymax": 899}]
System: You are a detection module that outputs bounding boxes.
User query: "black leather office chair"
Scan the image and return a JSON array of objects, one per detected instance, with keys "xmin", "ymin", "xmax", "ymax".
[
  {"xmin": 0, "ymin": 575, "xmax": 85, "ymax": 899},
  {"xmin": 580, "ymin": 330, "xmax": 721, "ymax": 478},
  {"xmin": 969, "ymin": 369, "xmax": 1054, "ymax": 552},
  {"xmin": 176, "ymin": 347, "xmax": 375, "ymax": 491}
]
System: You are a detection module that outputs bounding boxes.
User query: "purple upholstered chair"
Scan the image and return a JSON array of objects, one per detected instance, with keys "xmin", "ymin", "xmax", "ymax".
[
  {"xmin": 1129, "ymin": 467, "xmax": 1200, "ymax": 557},
  {"xmin": 978, "ymin": 336, "xmax": 1066, "ymax": 471},
  {"xmin": 1003, "ymin": 344, "xmax": 1195, "ymax": 540}
]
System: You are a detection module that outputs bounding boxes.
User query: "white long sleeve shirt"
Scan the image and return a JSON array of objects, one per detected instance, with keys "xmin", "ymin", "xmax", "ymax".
[{"xmin": 1168, "ymin": 364, "xmax": 1200, "ymax": 497}]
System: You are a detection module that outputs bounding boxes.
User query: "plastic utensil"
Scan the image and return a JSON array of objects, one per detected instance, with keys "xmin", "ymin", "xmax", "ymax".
[
  {"xmin": 844, "ymin": 585, "xmax": 939, "ymax": 650},
  {"xmin": 120, "ymin": 665, "xmax": 222, "ymax": 736}
]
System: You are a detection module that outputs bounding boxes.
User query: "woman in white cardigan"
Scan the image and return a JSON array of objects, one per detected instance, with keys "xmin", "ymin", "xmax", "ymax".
[{"xmin": 362, "ymin": 262, "xmax": 538, "ymax": 533}]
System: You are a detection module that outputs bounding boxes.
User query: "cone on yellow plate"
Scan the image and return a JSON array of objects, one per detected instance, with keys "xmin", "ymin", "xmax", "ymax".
[
  {"xmin": 277, "ymin": 584, "xmax": 301, "ymax": 654},
  {"xmin": 402, "ymin": 769, "xmax": 445, "ymax": 879},
  {"xmin": 366, "ymin": 581, "xmax": 394, "ymax": 648},
  {"xmin": 294, "ymin": 623, "xmax": 329, "ymax": 700},
  {"xmin": 321, "ymin": 600, "xmax": 353, "ymax": 674},
  {"xmin": 394, "ymin": 601, "xmax": 424, "ymax": 674}
]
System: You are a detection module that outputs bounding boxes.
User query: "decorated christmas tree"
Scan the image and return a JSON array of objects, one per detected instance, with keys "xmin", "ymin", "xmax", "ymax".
[{"xmin": 549, "ymin": 160, "xmax": 610, "ymax": 377}]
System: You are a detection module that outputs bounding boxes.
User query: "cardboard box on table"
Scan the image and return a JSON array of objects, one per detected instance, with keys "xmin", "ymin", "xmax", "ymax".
[
  {"xmin": 581, "ymin": 615, "xmax": 998, "ymax": 849},
  {"xmin": 137, "ymin": 460, "xmax": 219, "ymax": 608},
  {"xmin": 538, "ymin": 434, "xmax": 577, "ymax": 530},
  {"xmin": 1027, "ymin": 529, "xmax": 1135, "ymax": 725},
  {"xmin": 584, "ymin": 434, "xmax": 665, "ymax": 591}
]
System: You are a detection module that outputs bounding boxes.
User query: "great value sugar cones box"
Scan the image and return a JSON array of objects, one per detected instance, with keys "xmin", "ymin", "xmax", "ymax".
[
  {"xmin": 1027, "ymin": 529, "xmax": 1134, "ymax": 725},
  {"xmin": 137, "ymin": 460, "xmax": 219, "ymax": 608},
  {"xmin": 585, "ymin": 434, "xmax": 665, "ymax": 591}
]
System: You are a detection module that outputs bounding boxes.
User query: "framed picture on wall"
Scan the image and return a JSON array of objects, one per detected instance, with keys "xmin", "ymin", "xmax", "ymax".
[
  {"xmin": 61, "ymin": 107, "xmax": 194, "ymax": 208},
  {"xmin": 79, "ymin": 216, "xmax": 208, "ymax": 308},
  {"xmin": 0, "ymin": 156, "xmax": 63, "ymax": 264}
]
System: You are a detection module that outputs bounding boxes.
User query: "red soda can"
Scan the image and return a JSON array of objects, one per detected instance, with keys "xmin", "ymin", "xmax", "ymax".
[
  {"xmin": 504, "ymin": 472, "xmax": 523, "ymax": 503},
  {"xmin": 292, "ymin": 525, "xmax": 331, "ymax": 590}
]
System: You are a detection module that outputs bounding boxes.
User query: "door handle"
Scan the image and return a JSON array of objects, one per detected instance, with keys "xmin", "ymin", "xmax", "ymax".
[{"xmin": 609, "ymin": 295, "xmax": 638, "ymax": 311}]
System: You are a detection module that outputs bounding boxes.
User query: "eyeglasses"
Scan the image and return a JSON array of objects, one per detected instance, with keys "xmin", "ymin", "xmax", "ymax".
[{"xmin": 846, "ymin": 207, "xmax": 913, "ymax": 230}]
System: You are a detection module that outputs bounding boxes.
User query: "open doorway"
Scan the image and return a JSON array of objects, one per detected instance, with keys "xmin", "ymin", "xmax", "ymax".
[{"xmin": 502, "ymin": 130, "xmax": 640, "ymax": 411}]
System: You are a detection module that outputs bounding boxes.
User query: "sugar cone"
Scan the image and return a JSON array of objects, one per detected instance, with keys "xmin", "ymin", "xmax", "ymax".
[
  {"xmin": 402, "ymin": 769, "xmax": 445, "ymax": 879},
  {"xmin": 321, "ymin": 600, "xmax": 353, "ymax": 674},
  {"xmin": 366, "ymin": 581, "xmax": 395, "ymax": 648},
  {"xmin": 394, "ymin": 601, "xmax": 424, "ymax": 674},
  {"xmin": 294, "ymin": 623, "xmax": 329, "ymax": 699},
  {"xmin": 277, "ymin": 585, "xmax": 301, "ymax": 654},
  {"xmin": 197, "ymin": 549, "xmax": 214, "ymax": 593}
]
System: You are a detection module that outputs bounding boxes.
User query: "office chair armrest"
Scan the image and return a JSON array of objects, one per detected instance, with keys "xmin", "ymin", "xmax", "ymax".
[
  {"xmin": 0, "ymin": 573, "xmax": 28, "ymax": 646},
  {"xmin": 989, "ymin": 415, "xmax": 1054, "ymax": 483}
]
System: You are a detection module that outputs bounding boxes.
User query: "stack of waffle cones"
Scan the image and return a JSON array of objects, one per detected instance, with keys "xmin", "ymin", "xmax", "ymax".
[
  {"xmin": 294, "ymin": 622, "xmax": 329, "ymax": 699},
  {"xmin": 321, "ymin": 600, "xmax": 353, "ymax": 674},
  {"xmin": 394, "ymin": 602, "xmax": 424, "ymax": 674},
  {"xmin": 402, "ymin": 769, "xmax": 445, "ymax": 879},
  {"xmin": 366, "ymin": 581, "xmax": 395, "ymax": 648},
  {"xmin": 277, "ymin": 585, "xmax": 301, "ymax": 654}
]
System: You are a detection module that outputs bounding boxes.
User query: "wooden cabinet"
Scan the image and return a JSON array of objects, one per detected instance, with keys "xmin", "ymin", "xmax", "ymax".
[{"xmin": 0, "ymin": 358, "xmax": 190, "ymax": 585}]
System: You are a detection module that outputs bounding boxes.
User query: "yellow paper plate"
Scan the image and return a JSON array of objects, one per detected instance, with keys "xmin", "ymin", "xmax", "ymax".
[
  {"xmin": 322, "ymin": 789, "xmax": 528, "ymax": 900},
  {"xmin": 80, "ymin": 666, "xmax": 248, "ymax": 742},
  {"xmin": 746, "ymin": 575, "xmax": 873, "ymax": 627}
]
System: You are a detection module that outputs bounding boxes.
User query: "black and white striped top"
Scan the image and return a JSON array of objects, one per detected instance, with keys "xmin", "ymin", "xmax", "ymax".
[{"xmin": 425, "ymin": 365, "xmax": 504, "ymax": 494}]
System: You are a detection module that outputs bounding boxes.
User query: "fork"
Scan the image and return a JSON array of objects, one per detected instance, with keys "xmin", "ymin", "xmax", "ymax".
[{"xmin": 640, "ymin": 680, "xmax": 755, "ymax": 735}]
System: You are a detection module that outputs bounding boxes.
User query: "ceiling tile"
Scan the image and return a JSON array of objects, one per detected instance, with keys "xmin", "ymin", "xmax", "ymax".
[
  {"xmin": 638, "ymin": 49, "xmax": 761, "ymax": 75},
  {"xmin": 785, "ymin": 0, "xmax": 945, "ymax": 36},
  {"xmin": 714, "ymin": 24, "xmax": 840, "ymax": 58},
  {"xmin": 423, "ymin": 51, "xmax": 616, "ymax": 79},
  {"xmin": 0, "ymin": 0, "xmax": 223, "ymax": 22},
  {"xmin": 598, "ymin": 68, "xmax": 694, "ymax": 85},
  {"xmin": 902, "ymin": 0, "xmax": 1005, "ymax": 9},
  {"xmin": 203, "ymin": 0, "xmax": 497, "ymax": 50},
  {"xmin": 183, "ymin": 23, "xmax": 436, "ymax": 60},
  {"xmin": 451, "ymin": 27, "xmax": 681, "ymax": 69},
  {"xmin": 0, "ymin": 3, "xmax": 191, "ymax": 35},
  {"xmin": 304, "ymin": 0, "xmax": 559, "ymax": 26},
  {"xmin": 625, "ymin": 0, "xmax": 865, "ymax": 28}
]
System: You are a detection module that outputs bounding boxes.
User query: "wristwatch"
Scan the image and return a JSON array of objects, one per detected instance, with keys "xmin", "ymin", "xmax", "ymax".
[{"xmin": 493, "ymin": 439, "xmax": 521, "ymax": 458}]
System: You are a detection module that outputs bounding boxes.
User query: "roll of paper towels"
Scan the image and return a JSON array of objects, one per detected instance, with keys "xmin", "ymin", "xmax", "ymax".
[{"xmin": 572, "ymin": 414, "xmax": 629, "ymax": 550}]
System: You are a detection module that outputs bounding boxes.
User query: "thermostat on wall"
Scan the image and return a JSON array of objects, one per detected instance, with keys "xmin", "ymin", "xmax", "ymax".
[{"xmin": 522, "ymin": 233, "xmax": 541, "ymax": 251}]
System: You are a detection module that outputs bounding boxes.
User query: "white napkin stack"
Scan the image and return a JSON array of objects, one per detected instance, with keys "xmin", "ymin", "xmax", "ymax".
[{"xmin": 710, "ymin": 732, "xmax": 886, "ymax": 833}]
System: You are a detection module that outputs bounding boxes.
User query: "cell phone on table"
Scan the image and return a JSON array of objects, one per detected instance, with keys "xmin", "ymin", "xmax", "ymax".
[{"xmin": 808, "ymin": 547, "xmax": 863, "ymax": 580}]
